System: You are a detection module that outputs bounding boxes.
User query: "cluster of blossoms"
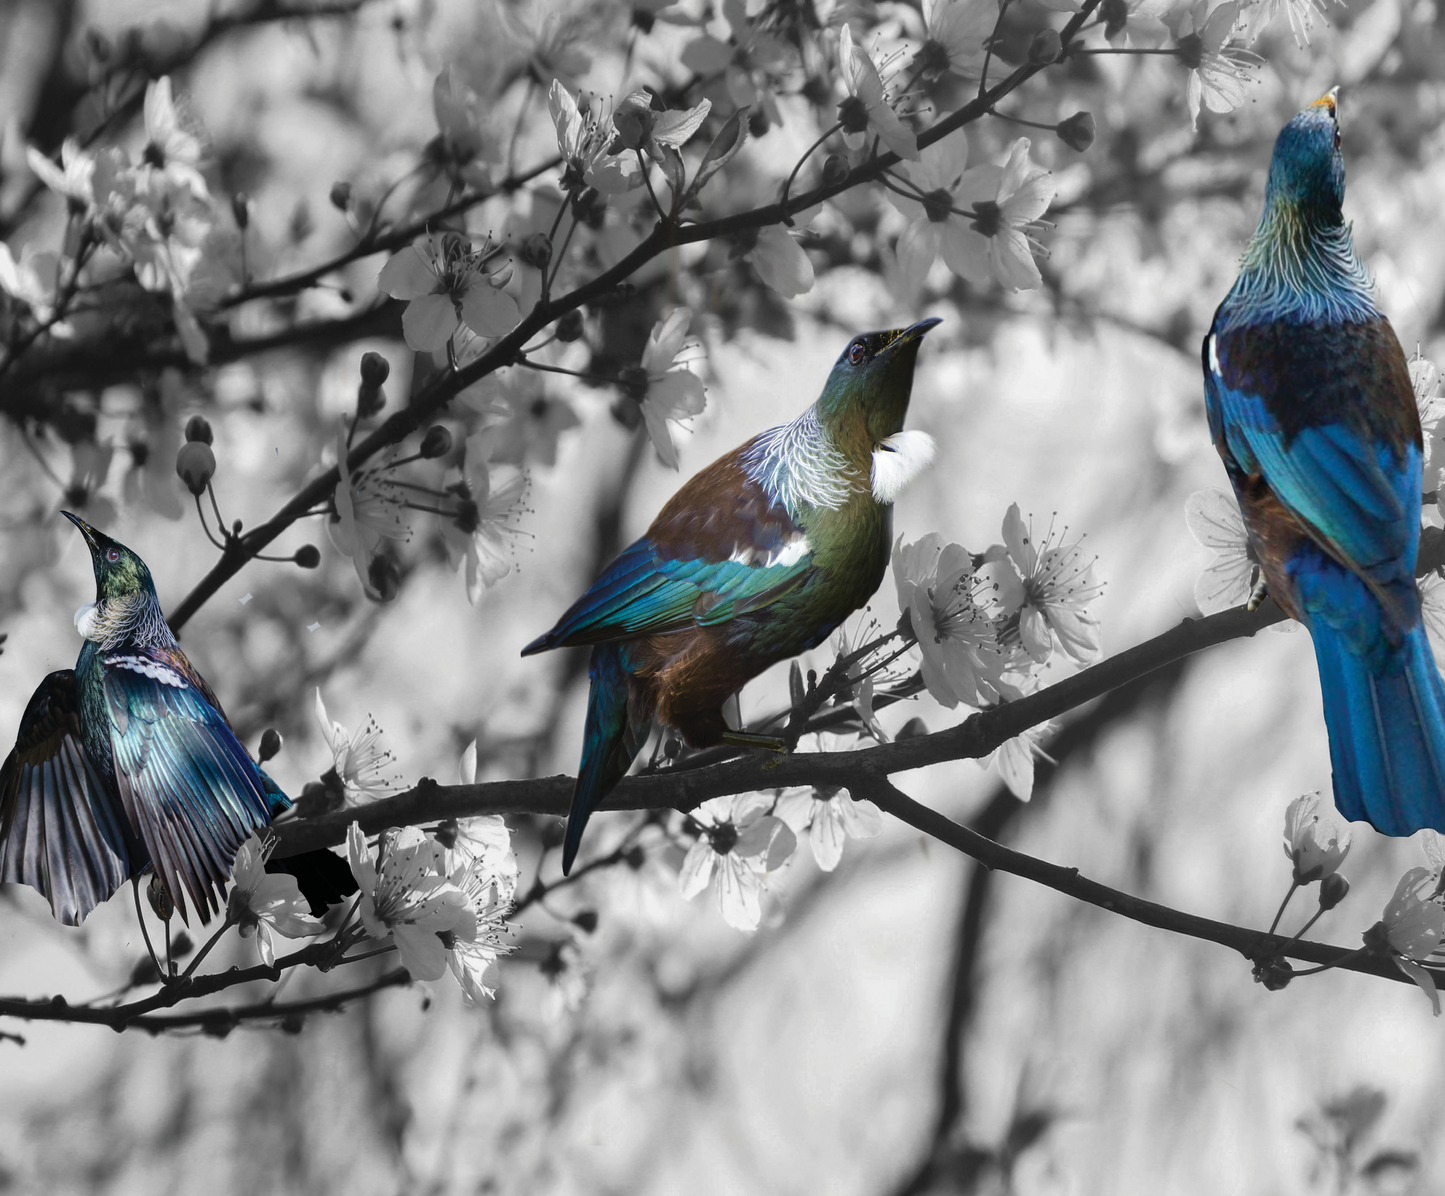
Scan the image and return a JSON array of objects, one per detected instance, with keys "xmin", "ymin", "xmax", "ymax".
[
  {"xmin": 891, "ymin": 504, "xmax": 1101, "ymax": 799},
  {"xmin": 6, "ymin": 77, "xmax": 233, "ymax": 364},
  {"xmin": 1266, "ymin": 794, "xmax": 1445, "ymax": 1015}
]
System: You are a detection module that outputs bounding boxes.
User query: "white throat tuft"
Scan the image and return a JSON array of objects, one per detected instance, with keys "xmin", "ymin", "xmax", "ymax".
[{"xmin": 871, "ymin": 430, "xmax": 936, "ymax": 504}]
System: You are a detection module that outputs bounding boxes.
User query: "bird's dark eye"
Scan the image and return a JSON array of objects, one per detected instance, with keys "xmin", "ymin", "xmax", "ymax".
[
  {"xmin": 1333, "ymin": 126, "xmax": 1341, "ymax": 150},
  {"xmin": 847, "ymin": 340, "xmax": 868, "ymax": 366},
  {"xmin": 106, "ymin": 548, "xmax": 120, "ymax": 563}
]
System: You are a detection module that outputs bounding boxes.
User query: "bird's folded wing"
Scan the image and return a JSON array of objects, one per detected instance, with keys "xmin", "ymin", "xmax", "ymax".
[
  {"xmin": 102, "ymin": 648, "xmax": 271, "ymax": 924},
  {"xmin": 1206, "ymin": 341, "xmax": 1417, "ymax": 582},
  {"xmin": 524, "ymin": 464, "xmax": 815, "ymax": 651},
  {"xmin": 0, "ymin": 671, "xmax": 133, "ymax": 926}
]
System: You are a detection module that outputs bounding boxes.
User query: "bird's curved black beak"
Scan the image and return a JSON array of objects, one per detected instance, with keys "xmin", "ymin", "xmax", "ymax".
[
  {"xmin": 61, "ymin": 510, "xmax": 101, "ymax": 553},
  {"xmin": 882, "ymin": 317, "xmax": 943, "ymax": 357}
]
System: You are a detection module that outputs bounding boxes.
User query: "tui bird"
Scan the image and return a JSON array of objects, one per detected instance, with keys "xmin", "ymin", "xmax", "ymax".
[
  {"xmin": 0, "ymin": 513, "xmax": 355, "ymax": 925},
  {"xmin": 1204, "ymin": 90, "xmax": 1445, "ymax": 836},
  {"xmin": 525, "ymin": 318, "xmax": 940, "ymax": 872}
]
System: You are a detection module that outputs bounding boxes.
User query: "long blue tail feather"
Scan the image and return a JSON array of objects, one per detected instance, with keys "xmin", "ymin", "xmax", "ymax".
[
  {"xmin": 1309, "ymin": 598, "xmax": 1445, "ymax": 837},
  {"xmin": 563, "ymin": 644, "xmax": 649, "ymax": 874}
]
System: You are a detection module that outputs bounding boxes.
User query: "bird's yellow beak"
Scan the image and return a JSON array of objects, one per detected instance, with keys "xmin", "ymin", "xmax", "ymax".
[{"xmin": 1310, "ymin": 86, "xmax": 1340, "ymax": 114}]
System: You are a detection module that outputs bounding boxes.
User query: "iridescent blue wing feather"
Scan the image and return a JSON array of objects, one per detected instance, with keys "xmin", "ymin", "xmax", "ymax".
[
  {"xmin": 0, "ymin": 671, "xmax": 133, "ymax": 926},
  {"xmin": 102, "ymin": 647, "xmax": 272, "ymax": 923}
]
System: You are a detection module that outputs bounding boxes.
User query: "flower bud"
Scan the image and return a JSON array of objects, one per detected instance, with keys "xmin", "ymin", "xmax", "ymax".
[
  {"xmin": 1318, "ymin": 872, "xmax": 1351, "ymax": 911},
  {"xmin": 822, "ymin": 154, "xmax": 849, "ymax": 187},
  {"xmin": 368, "ymin": 554, "xmax": 401, "ymax": 602},
  {"xmin": 258, "ymin": 728, "xmax": 283, "ymax": 763},
  {"xmin": 175, "ymin": 441, "xmax": 216, "ymax": 496},
  {"xmin": 420, "ymin": 425, "xmax": 453, "ymax": 459},
  {"xmin": 1028, "ymin": 28, "xmax": 1063, "ymax": 64},
  {"xmin": 836, "ymin": 95, "xmax": 870, "ymax": 134},
  {"xmin": 171, "ymin": 931, "xmax": 194, "ymax": 957},
  {"xmin": 294, "ymin": 544, "xmax": 321, "ymax": 569},
  {"xmin": 147, "ymin": 874, "xmax": 174, "ymax": 921},
  {"xmin": 1056, "ymin": 111, "xmax": 1096, "ymax": 152},
  {"xmin": 611, "ymin": 97, "xmax": 652, "ymax": 150},
  {"xmin": 359, "ymin": 351, "xmax": 391, "ymax": 387},
  {"xmin": 748, "ymin": 109, "xmax": 770, "ymax": 138},
  {"xmin": 572, "ymin": 909, "xmax": 599, "ymax": 934},
  {"xmin": 184, "ymin": 414, "xmax": 213, "ymax": 444},
  {"xmin": 556, "ymin": 310, "xmax": 585, "ymax": 342},
  {"xmin": 231, "ymin": 192, "xmax": 250, "ymax": 230},
  {"xmin": 522, "ymin": 233, "xmax": 553, "ymax": 269},
  {"xmin": 356, "ymin": 384, "xmax": 385, "ymax": 418},
  {"xmin": 329, "ymin": 181, "xmax": 353, "ymax": 211},
  {"xmin": 1252, "ymin": 956, "xmax": 1293, "ymax": 991}
]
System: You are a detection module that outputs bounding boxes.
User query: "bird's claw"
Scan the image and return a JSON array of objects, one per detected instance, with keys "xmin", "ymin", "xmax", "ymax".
[{"xmin": 1245, "ymin": 575, "xmax": 1270, "ymax": 612}]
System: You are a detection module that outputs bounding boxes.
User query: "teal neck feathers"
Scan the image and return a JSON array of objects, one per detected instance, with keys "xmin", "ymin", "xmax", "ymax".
[{"xmin": 1220, "ymin": 94, "xmax": 1376, "ymax": 331}]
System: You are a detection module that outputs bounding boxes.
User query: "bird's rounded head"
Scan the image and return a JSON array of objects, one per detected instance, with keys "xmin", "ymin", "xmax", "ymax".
[
  {"xmin": 818, "ymin": 317, "xmax": 942, "ymax": 444},
  {"xmin": 62, "ymin": 512, "xmax": 159, "ymax": 602},
  {"xmin": 1266, "ymin": 87, "xmax": 1345, "ymax": 217}
]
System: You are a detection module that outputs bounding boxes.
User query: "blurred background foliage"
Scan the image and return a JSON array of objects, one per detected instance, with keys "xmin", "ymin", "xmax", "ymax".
[{"xmin": 1, "ymin": 0, "xmax": 1444, "ymax": 1192}]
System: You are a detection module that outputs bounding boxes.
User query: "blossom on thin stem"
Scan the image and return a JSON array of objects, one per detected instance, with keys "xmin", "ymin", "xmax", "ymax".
[
  {"xmin": 837, "ymin": 24, "xmax": 919, "ymax": 161},
  {"xmin": 377, "ymin": 233, "xmax": 519, "ymax": 353},
  {"xmin": 1170, "ymin": 0, "xmax": 1262, "ymax": 131},
  {"xmin": 315, "ymin": 688, "xmax": 398, "ymax": 803},
  {"xmin": 995, "ymin": 503, "xmax": 1102, "ymax": 665},
  {"xmin": 1238, "ymin": 0, "xmax": 1335, "ymax": 47},
  {"xmin": 915, "ymin": 0, "xmax": 996, "ymax": 80},
  {"xmin": 678, "ymin": 793, "xmax": 795, "ymax": 931},
  {"xmin": 138, "ymin": 76, "xmax": 208, "ymax": 202},
  {"xmin": 329, "ymin": 429, "xmax": 411, "ymax": 600},
  {"xmin": 1282, "ymin": 793, "xmax": 1351, "ymax": 884},
  {"xmin": 1184, "ymin": 487, "xmax": 1254, "ymax": 615},
  {"xmin": 775, "ymin": 778, "xmax": 883, "ymax": 872},
  {"xmin": 227, "ymin": 833, "xmax": 325, "ymax": 966},
  {"xmin": 440, "ymin": 431, "xmax": 529, "ymax": 601},
  {"xmin": 548, "ymin": 81, "xmax": 639, "ymax": 195},
  {"xmin": 985, "ymin": 703, "xmax": 1056, "ymax": 801},
  {"xmin": 935, "ymin": 139, "xmax": 1056, "ymax": 291},
  {"xmin": 624, "ymin": 307, "xmax": 707, "ymax": 469},
  {"xmin": 1364, "ymin": 867, "xmax": 1445, "ymax": 1015}
]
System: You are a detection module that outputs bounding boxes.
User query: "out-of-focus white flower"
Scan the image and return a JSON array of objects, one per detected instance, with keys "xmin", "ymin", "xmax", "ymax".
[
  {"xmin": 26, "ymin": 138, "xmax": 95, "ymax": 208},
  {"xmin": 315, "ymin": 689, "xmax": 398, "ymax": 803},
  {"xmin": 138, "ymin": 76, "xmax": 208, "ymax": 201},
  {"xmin": 1171, "ymin": 0, "xmax": 1262, "ymax": 131},
  {"xmin": 0, "ymin": 242, "xmax": 65, "ymax": 327},
  {"xmin": 548, "ymin": 81, "xmax": 639, "ymax": 194},
  {"xmin": 227, "ymin": 833, "xmax": 325, "ymax": 966},
  {"xmin": 436, "ymin": 741, "xmax": 521, "ymax": 906},
  {"xmin": 985, "ymin": 711, "xmax": 1056, "ymax": 801},
  {"xmin": 630, "ymin": 307, "xmax": 707, "ymax": 470},
  {"xmin": 431, "ymin": 66, "xmax": 495, "ymax": 189},
  {"xmin": 886, "ymin": 129, "xmax": 979, "ymax": 285},
  {"xmin": 933, "ymin": 138, "xmax": 1056, "ymax": 291},
  {"xmin": 775, "ymin": 783, "xmax": 882, "ymax": 872},
  {"xmin": 996, "ymin": 503, "xmax": 1102, "ymax": 665},
  {"xmin": 1282, "ymin": 793, "xmax": 1351, "ymax": 884},
  {"xmin": 1366, "ymin": 866, "xmax": 1445, "ymax": 1015},
  {"xmin": 678, "ymin": 793, "xmax": 795, "ymax": 930},
  {"xmin": 1411, "ymin": 354, "xmax": 1445, "ymax": 479},
  {"xmin": 611, "ymin": 92, "xmax": 712, "ymax": 163},
  {"xmin": 440, "ymin": 431, "xmax": 528, "ymax": 602},
  {"xmin": 330, "ymin": 429, "xmax": 411, "ymax": 599},
  {"xmin": 681, "ymin": 0, "xmax": 792, "ymax": 126},
  {"xmin": 916, "ymin": 0, "xmax": 996, "ymax": 78},
  {"xmin": 894, "ymin": 532, "xmax": 1009, "ymax": 708},
  {"xmin": 346, "ymin": 823, "xmax": 475, "ymax": 982},
  {"xmin": 498, "ymin": 3, "xmax": 593, "ymax": 85},
  {"xmin": 837, "ymin": 24, "xmax": 920, "ymax": 161},
  {"xmin": 1185, "ymin": 487, "xmax": 1254, "ymax": 615},
  {"xmin": 745, "ymin": 224, "xmax": 814, "ymax": 297},
  {"xmin": 377, "ymin": 234, "xmax": 519, "ymax": 353}
]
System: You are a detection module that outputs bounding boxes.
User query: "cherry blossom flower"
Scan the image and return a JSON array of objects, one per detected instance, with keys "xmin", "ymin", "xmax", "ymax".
[
  {"xmin": 1364, "ymin": 867, "xmax": 1445, "ymax": 1015},
  {"xmin": 346, "ymin": 823, "xmax": 475, "ymax": 982},
  {"xmin": 915, "ymin": 0, "xmax": 995, "ymax": 80},
  {"xmin": 893, "ymin": 532, "xmax": 1010, "ymax": 707},
  {"xmin": 498, "ymin": 3, "xmax": 593, "ymax": 85},
  {"xmin": 227, "ymin": 833, "xmax": 325, "ymax": 965},
  {"xmin": 625, "ymin": 307, "xmax": 707, "ymax": 469},
  {"xmin": 886, "ymin": 129, "xmax": 978, "ymax": 285},
  {"xmin": 315, "ymin": 688, "xmax": 398, "ymax": 803},
  {"xmin": 446, "ymin": 859, "xmax": 513, "ymax": 1002},
  {"xmin": 679, "ymin": 793, "xmax": 795, "ymax": 931},
  {"xmin": 775, "ymin": 782, "xmax": 882, "ymax": 872},
  {"xmin": 1170, "ymin": 0, "xmax": 1262, "ymax": 131},
  {"xmin": 681, "ymin": 0, "xmax": 792, "ymax": 126},
  {"xmin": 1282, "ymin": 793, "xmax": 1351, "ymax": 885},
  {"xmin": 136, "ymin": 77, "xmax": 208, "ymax": 202},
  {"xmin": 996, "ymin": 504, "xmax": 1102, "ymax": 665},
  {"xmin": 1238, "ymin": 0, "xmax": 1334, "ymax": 46},
  {"xmin": 440, "ymin": 431, "xmax": 529, "ymax": 601},
  {"xmin": 837, "ymin": 24, "xmax": 919, "ymax": 161},
  {"xmin": 377, "ymin": 233, "xmax": 519, "ymax": 353},
  {"xmin": 1184, "ymin": 487, "xmax": 1254, "ymax": 615},
  {"xmin": 431, "ymin": 67, "xmax": 496, "ymax": 189},
  {"xmin": 1410, "ymin": 354, "xmax": 1444, "ymax": 479},
  {"xmin": 548, "ymin": 81, "xmax": 639, "ymax": 195},
  {"xmin": 611, "ymin": 92, "xmax": 712, "ymax": 165},
  {"xmin": 0, "ymin": 242, "xmax": 65, "ymax": 327},
  {"xmin": 935, "ymin": 138, "xmax": 1055, "ymax": 291},
  {"xmin": 330, "ymin": 430, "xmax": 411, "ymax": 599},
  {"xmin": 440, "ymin": 740, "xmax": 520, "ymax": 905}
]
